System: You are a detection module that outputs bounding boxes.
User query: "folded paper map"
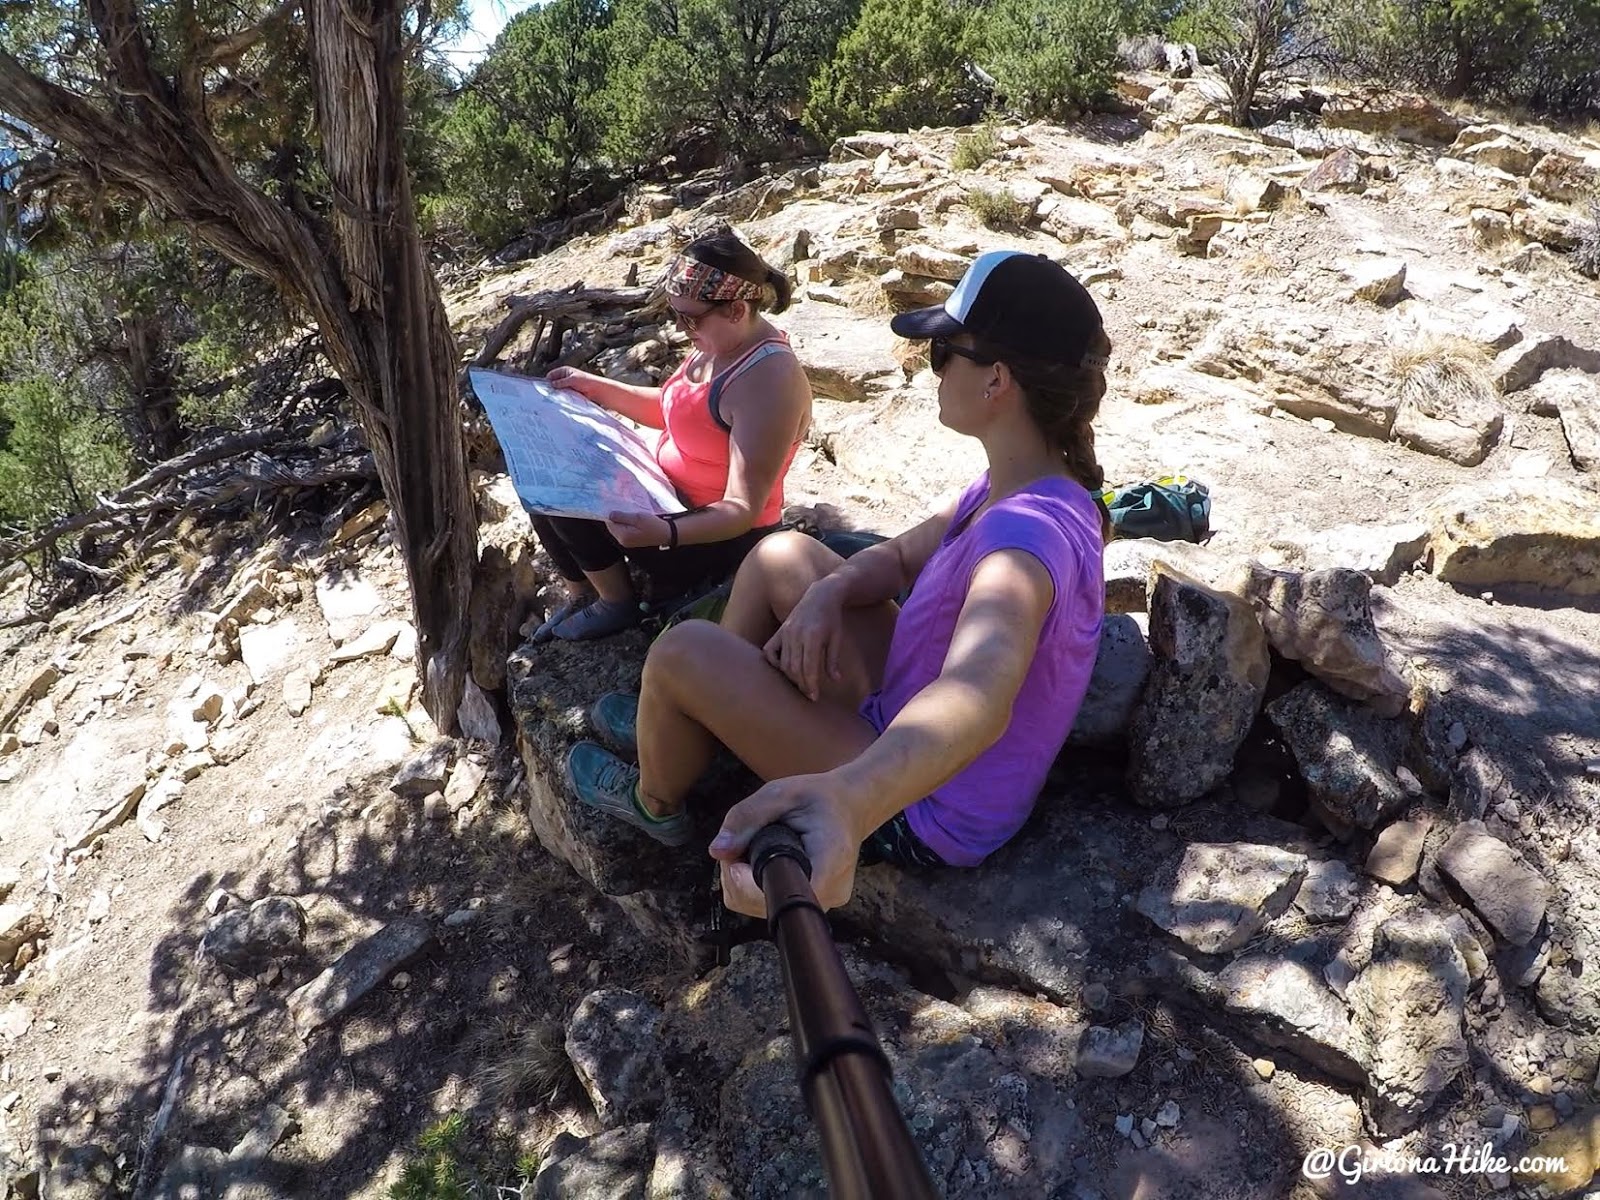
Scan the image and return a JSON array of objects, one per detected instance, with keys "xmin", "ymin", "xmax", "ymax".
[{"xmin": 469, "ymin": 368, "xmax": 686, "ymax": 521}]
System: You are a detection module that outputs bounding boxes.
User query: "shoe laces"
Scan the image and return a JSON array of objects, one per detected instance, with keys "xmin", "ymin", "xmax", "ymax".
[{"xmin": 592, "ymin": 752, "xmax": 638, "ymax": 798}]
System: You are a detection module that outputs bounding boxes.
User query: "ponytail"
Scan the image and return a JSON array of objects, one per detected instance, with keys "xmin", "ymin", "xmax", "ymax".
[{"xmin": 765, "ymin": 266, "xmax": 793, "ymax": 314}]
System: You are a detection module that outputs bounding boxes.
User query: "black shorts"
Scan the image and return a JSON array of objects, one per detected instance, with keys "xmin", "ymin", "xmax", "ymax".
[{"xmin": 859, "ymin": 810, "xmax": 946, "ymax": 870}]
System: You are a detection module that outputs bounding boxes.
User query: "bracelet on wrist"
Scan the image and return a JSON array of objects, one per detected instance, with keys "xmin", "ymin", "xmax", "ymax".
[{"xmin": 663, "ymin": 514, "xmax": 680, "ymax": 550}]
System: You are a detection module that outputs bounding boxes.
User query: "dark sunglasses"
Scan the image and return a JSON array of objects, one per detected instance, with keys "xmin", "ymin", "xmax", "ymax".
[
  {"xmin": 930, "ymin": 337, "xmax": 997, "ymax": 374},
  {"xmin": 670, "ymin": 301, "xmax": 726, "ymax": 333}
]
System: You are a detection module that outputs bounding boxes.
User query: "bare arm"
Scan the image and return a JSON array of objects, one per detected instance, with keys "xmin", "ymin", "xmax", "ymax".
[
  {"xmin": 714, "ymin": 548, "xmax": 1057, "ymax": 912},
  {"xmin": 546, "ymin": 365, "xmax": 665, "ymax": 429},
  {"xmin": 666, "ymin": 355, "xmax": 810, "ymax": 545}
]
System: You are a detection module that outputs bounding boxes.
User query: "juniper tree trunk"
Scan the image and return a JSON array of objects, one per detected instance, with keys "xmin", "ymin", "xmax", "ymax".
[
  {"xmin": 0, "ymin": 0, "xmax": 478, "ymax": 731},
  {"xmin": 302, "ymin": 0, "xmax": 477, "ymax": 729}
]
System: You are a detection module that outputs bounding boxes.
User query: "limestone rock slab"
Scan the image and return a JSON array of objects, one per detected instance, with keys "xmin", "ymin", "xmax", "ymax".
[
  {"xmin": 1136, "ymin": 842, "xmax": 1307, "ymax": 954},
  {"xmin": 1437, "ymin": 821, "xmax": 1549, "ymax": 946},
  {"xmin": 1347, "ymin": 910, "xmax": 1468, "ymax": 1135}
]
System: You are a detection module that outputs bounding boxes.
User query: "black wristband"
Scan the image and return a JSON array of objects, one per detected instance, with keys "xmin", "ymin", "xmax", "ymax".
[{"xmin": 664, "ymin": 515, "xmax": 680, "ymax": 550}]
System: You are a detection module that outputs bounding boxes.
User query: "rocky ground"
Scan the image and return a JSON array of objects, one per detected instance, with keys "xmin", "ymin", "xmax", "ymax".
[{"xmin": 2, "ymin": 70, "xmax": 1600, "ymax": 1200}]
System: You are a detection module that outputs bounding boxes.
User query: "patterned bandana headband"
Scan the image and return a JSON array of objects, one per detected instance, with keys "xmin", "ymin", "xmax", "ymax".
[{"xmin": 666, "ymin": 255, "xmax": 767, "ymax": 304}]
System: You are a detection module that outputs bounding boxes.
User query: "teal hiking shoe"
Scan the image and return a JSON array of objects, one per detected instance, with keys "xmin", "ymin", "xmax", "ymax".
[
  {"xmin": 590, "ymin": 692, "xmax": 639, "ymax": 760},
  {"xmin": 564, "ymin": 741, "xmax": 691, "ymax": 848}
]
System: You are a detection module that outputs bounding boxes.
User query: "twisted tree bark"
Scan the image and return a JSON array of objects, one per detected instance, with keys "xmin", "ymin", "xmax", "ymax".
[{"xmin": 0, "ymin": 0, "xmax": 478, "ymax": 730}]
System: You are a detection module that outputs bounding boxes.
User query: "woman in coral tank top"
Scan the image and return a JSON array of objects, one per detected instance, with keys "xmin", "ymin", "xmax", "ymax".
[{"xmin": 530, "ymin": 232, "xmax": 812, "ymax": 640}]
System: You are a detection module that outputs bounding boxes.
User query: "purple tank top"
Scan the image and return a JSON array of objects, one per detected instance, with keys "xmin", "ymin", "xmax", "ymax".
[{"xmin": 860, "ymin": 472, "xmax": 1105, "ymax": 866}]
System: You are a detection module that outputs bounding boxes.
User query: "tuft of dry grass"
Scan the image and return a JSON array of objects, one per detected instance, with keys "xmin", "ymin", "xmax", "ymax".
[
  {"xmin": 965, "ymin": 186, "xmax": 1032, "ymax": 231},
  {"xmin": 1390, "ymin": 336, "xmax": 1500, "ymax": 417},
  {"xmin": 1236, "ymin": 252, "xmax": 1285, "ymax": 279},
  {"xmin": 844, "ymin": 275, "xmax": 898, "ymax": 316},
  {"xmin": 466, "ymin": 1015, "xmax": 576, "ymax": 1109}
]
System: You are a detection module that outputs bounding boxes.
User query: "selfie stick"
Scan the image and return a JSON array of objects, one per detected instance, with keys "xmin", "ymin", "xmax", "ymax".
[{"xmin": 748, "ymin": 823, "xmax": 940, "ymax": 1200}]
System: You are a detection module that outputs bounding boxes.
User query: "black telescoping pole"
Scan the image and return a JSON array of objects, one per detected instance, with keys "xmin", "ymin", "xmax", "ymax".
[{"xmin": 749, "ymin": 824, "xmax": 941, "ymax": 1200}]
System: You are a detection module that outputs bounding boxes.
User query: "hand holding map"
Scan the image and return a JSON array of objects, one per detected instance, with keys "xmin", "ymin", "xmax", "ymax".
[{"xmin": 469, "ymin": 368, "xmax": 687, "ymax": 522}]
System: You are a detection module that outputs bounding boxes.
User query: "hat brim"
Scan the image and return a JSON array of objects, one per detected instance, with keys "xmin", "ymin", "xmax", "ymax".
[{"xmin": 889, "ymin": 305, "xmax": 964, "ymax": 340}]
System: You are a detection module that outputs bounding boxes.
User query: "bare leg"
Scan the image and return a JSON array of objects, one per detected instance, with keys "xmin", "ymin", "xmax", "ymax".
[
  {"xmin": 718, "ymin": 531, "xmax": 897, "ymax": 707},
  {"xmin": 581, "ymin": 562, "xmax": 634, "ymax": 606},
  {"xmin": 636, "ymin": 619, "xmax": 881, "ymax": 814}
]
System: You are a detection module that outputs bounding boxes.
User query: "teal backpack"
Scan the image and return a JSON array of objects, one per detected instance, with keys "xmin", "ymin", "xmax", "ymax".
[{"xmin": 1098, "ymin": 475, "xmax": 1211, "ymax": 543}]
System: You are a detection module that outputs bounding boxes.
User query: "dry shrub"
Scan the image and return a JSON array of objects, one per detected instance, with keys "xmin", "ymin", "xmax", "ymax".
[
  {"xmin": 952, "ymin": 125, "xmax": 1001, "ymax": 171},
  {"xmin": 1573, "ymin": 199, "xmax": 1600, "ymax": 280},
  {"xmin": 966, "ymin": 186, "xmax": 1031, "ymax": 230}
]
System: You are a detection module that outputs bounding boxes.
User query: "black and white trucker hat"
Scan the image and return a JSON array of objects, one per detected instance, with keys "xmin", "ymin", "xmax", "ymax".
[{"xmin": 889, "ymin": 250, "xmax": 1108, "ymax": 369}]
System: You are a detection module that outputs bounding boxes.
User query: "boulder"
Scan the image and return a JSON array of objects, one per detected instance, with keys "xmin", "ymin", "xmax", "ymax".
[
  {"xmin": 1216, "ymin": 954, "xmax": 1366, "ymax": 1082},
  {"xmin": 238, "ymin": 620, "xmax": 302, "ymax": 686},
  {"xmin": 1436, "ymin": 821, "xmax": 1549, "ymax": 946},
  {"xmin": 1101, "ymin": 538, "xmax": 1231, "ymax": 614},
  {"xmin": 1302, "ymin": 147, "xmax": 1365, "ymax": 193},
  {"xmin": 313, "ymin": 572, "xmax": 384, "ymax": 644},
  {"xmin": 1424, "ymin": 480, "xmax": 1600, "ymax": 596},
  {"xmin": 1126, "ymin": 364, "xmax": 1268, "ymax": 410},
  {"xmin": 1272, "ymin": 522, "xmax": 1429, "ymax": 585},
  {"xmin": 1529, "ymin": 150, "xmax": 1600, "ymax": 203},
  {"xmin": 892, "ymin": 244, "xmax": 969, "ymax": 283},
  {"xmin": 1534, "ymin": 887, "xmax": 1600, "ymax": 1034},
  {"xmin": 1126, "ymin": 569, "xmax": 1269, "ymax": 808},
  {"xmin": 1495, "ymin": 332, "xmax": 1600, "ymax": 393},
  {"xmin": 878, "ymin": 269, "xmax": 952, "ymax": 308},
  {"xmin": 1227, "ymin": 170, "xmax": 1283, "ymax": 212},
  {"xmin": 565, "ymin": 988, "xmax": 664, "ymax": 1128},
  {"xmin": 328, "ymin": 620, "xmax": 407, "ymax": 664},
  {"xmin": 390, "ymin": 738, "xmax": 455, "ymax": 798},
  {"xmin": 1515, "ymin": 1106, "xmax": 1600, "ymax": 1195},
  {"xmin": 1175, "ymin": 212, "xmax": 1225, "ymax": 255},
  {"xmin": 784, "ymin": 302, "xmax": 902, "ymax": 405},
  {"xmin": 1346, "ymin": 910, "xmax": 1469, "ymax": 1135},
  {"xmin": 532, "ymin": 1124, "xmax": 652, "ymax": 1200},
  {"xmin": 1391, "ymin": 343, "xmax": 1503, "ymax": 466},
  {"xmin": 198, "ymin": 896, "xmax": 307, "ymax": 974},
  {"xmin": 469, "ymin": 544, "xmax": 538, "ymax": 694},
  {"xmin": 1343, "ymin": 258, "xmax": 1407, "ymax": 306},
  {"xmin": 1525, "ymin": 371, "xmax": 1600, "ymax": 470},
  {"xmin": 1320, "ymin": 90, "xmax": 1462, "ymax": 144},
  {"xmin": 0, "ymin": 904, "xmax": 44, "ymax": 969},
  {"xmin": 1365, "ymin": 815, "xmax": 1432, "ymax": 886},
  {"xmin": 1135, "ymin": 842, "xmax": 1307, "ymax": 954},
  {"xmin": 282, "ymin": 669, "xmax": 313, "ymax": 717},
  {"xmin": 1242, "ymin": 566, "xmax": 1408, "ymax": 714},
  {"xmin": 1267, "ymin": 682, "xmax": 1409, "ymax": 831},
  {"xmin": 1458, "ymin": 135, "xmax": 1542, "ymax": 176},
  {"xmin": 1064, "ymin": 614, "xmax": 1150, "ymax": 749},
  {"xmin": 1187, "ymin": 315, "xmax": 1399, "ymax": 438}
]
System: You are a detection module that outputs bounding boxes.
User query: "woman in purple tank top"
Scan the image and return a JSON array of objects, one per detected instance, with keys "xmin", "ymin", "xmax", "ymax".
[{"xmin": 563, "ymin": 250, "xmax": 1112, "ymax": 917}]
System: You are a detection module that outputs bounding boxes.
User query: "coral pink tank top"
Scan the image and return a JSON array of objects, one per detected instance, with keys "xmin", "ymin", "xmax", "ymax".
[{"xmin": 654, "ymin": 333, "xmax": 802, "ymax": 527}]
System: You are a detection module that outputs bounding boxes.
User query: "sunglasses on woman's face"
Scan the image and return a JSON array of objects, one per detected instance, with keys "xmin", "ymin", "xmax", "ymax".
[
  {"xmin": 671, "ymin": 301, "xmax": 726, "ymax": 333},
  {"xmin": 930, "ymin": 336, "xmax": 997, "ymax": 375}
]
